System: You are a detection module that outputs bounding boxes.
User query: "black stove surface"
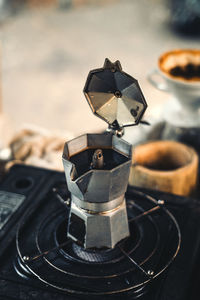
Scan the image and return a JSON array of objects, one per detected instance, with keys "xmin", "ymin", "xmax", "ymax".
[{"xmin": 0, "ymin": 164, "xmax": 199, "ymax": 300}]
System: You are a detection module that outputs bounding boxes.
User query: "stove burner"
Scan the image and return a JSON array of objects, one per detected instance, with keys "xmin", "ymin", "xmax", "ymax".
[
  {"xmin": 57, "ymin": 213, "xmax": 141, "ymax": 264},
  {"xmin": 71, "ymin": 243, "xmax": 122, "ymax": 263},
  {"xmin": 15, "ymin": 190, "xmax": 181, "ymax": 298}
]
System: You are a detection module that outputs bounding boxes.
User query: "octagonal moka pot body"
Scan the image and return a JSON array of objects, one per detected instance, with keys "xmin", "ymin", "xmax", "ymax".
[
  {"xmin": 62, "ymin": 58, "xmax": 147, "ymax": 249},
  {"xmin": 62, "ymin": 133, "xmax": 132, "ymax": 249}
]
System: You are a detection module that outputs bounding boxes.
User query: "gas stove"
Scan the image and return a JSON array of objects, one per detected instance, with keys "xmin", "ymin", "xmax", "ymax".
[
  {"xmin": 0, "ymin": 59, "xmax": 200, "ymax": 300},
  {"xmin": 0, "ymin": 164, "xmax": 199, "ymax": 300}
]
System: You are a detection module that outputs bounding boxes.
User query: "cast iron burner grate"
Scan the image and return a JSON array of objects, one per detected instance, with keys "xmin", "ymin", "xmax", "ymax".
[{"xmin": 15, "ymin": 190, "xmax": 180, "ymax": 298}]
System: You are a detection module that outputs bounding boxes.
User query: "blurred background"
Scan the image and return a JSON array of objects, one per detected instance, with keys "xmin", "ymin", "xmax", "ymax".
[{"xmin": 0, "ymin": 0, "xmax": 199, "ymax": 139}]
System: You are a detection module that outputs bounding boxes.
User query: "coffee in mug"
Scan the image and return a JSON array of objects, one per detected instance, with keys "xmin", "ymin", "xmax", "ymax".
[
  {"xmin": 147, "ymin": 49, "xmax": 200, "ymax": 127},
  {"xmin": 159, "ymin": 49, "xmax": 200, "ymax": 82}
]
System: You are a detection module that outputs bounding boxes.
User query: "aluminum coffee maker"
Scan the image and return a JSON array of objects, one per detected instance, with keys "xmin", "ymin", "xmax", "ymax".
[{"xmin": 62, "ymin": 58, "xmax": 147, "ymax": 249}]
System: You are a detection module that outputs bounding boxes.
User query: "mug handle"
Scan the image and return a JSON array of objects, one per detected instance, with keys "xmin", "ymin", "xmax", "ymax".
[{"xmin": 147, "ymin": 69, "xmax": 169, "ymax": 92}]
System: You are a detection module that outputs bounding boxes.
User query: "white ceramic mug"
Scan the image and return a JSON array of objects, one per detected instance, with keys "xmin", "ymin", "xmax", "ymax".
[{"xmin": 147, "ymin": 49, "xmax": 200, "ymax": 126}]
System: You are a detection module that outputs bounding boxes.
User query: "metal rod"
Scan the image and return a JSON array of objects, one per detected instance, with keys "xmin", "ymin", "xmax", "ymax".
[
  {"xmin": 52, "ymin": 188, "xmax": 70, "ymax": 206},
  {"xmin": 128, "ymin": 205, "xmax": 161, "ymax": 223},
  {"xmin": 118, "ymin": 245, "xmax": 151, "ymax": 278},
  {"xmin": 25, "ymin": 239, "xmax": 71, "ymax": 263},
  {"xmin": 90, "ymin": 149, "xmax": 104, "ymax": 169}
]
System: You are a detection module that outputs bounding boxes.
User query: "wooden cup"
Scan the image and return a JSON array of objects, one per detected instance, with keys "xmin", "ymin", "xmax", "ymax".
[{"xmin": 129, "ymin": 140, "xmax": 199, "ymax": 196}]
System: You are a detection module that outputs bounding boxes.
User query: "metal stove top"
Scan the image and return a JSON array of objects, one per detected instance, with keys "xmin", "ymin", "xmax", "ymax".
[{"xmin": 0, "ymin": 165, "xmax": 199, "ymax": 299}]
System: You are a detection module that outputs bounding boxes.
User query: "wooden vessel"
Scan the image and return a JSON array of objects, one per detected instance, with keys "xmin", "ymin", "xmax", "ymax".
[{"xmin": 129, "ymin": 140, "xmax": 199, "ymax": 196}]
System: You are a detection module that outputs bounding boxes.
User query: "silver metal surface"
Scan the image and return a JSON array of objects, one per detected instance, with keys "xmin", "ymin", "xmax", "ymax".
[
  {"xmin": 63, "ymin": 133, "xmax": 132, "ymax": 203},
  {"xmin": 63, "ymin": 132, "xmax": 132, "ymax": 248},
  {"xmin": 72, "ymin": 194, "xmax": 124, "ymax": 213},
  {"xmin": 84, "ymin": 58, "xmax": 147, "ymax": 130},
  {"xmin": 68, "ymin": 199, "xmax": 129, "ymax": 249},
  {"xmin": 62, "ymin": 59, "xmax": 147, "ymax": 249}
]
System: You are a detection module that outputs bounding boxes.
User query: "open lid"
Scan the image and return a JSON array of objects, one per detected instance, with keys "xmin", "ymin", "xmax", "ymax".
[{"xmin": 83, "ymin": 58, "xmax": 147, "ymax": 131}]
